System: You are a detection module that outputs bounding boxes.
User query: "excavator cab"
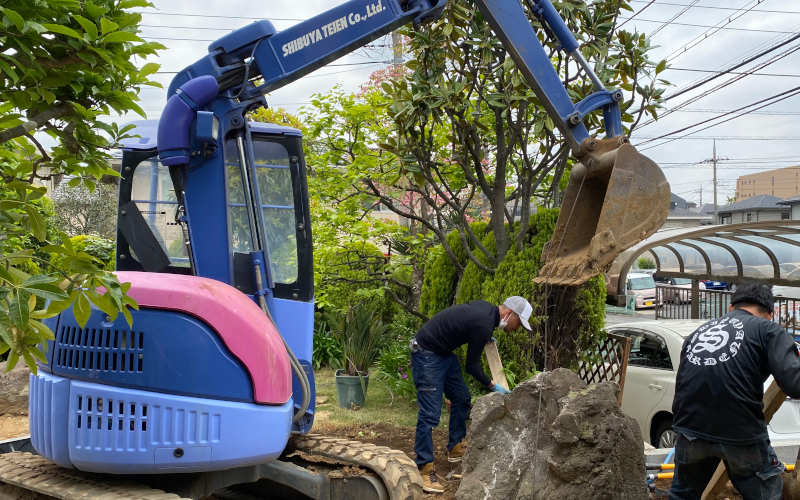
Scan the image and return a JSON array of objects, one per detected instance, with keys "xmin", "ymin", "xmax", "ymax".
[{"xmin": 535, "ymin": 139, "xmax": 670, "ymax": 286}]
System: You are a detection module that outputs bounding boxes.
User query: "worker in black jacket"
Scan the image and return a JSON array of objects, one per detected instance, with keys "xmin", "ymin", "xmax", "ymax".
[
  {"xmin": 411, "ymin": 296, "xmax": 532, "ymax": 493},
  {"xmin": 670, "ymin": 282, "xmax": 800, "ymax": 500}
]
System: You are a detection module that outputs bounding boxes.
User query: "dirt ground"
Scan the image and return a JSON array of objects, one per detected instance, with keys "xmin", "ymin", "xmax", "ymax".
[
  {"xmin": 0, "ymin": 416, "xmax": 28, "ymax": 441},
  {"xmin": 318, "ymin": 421, "xmax": 461, "ymax": 499}
]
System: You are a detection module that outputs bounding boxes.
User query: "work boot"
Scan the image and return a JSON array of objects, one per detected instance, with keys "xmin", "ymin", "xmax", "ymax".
[
  {"xmin": 448, "ymin": 440, "xmax": 467, "ymax": 463},
  {"xmin": 420, "ymin": 463, "xmax": 444, "ymax": 494}
]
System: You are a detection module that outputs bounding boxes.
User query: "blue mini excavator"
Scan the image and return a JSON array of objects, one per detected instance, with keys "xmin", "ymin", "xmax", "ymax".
[{"xmin": 0, "ymin": 1, "xmax": 668, "ymax": 499}]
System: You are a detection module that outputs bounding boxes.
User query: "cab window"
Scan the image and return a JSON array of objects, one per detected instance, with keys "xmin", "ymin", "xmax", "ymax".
[
  {"xmin": 130, "ymin": 159, "xmax": 190, "ymax": 267},
  {"xmin": 252, "ymin": 137, "xmax": 298, "ymax": 286}
]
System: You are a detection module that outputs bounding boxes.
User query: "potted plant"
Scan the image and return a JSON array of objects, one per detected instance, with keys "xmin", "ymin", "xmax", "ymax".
[{"xmin": 331, "ymin": 303, "xmax": 387, "ymax": 409}]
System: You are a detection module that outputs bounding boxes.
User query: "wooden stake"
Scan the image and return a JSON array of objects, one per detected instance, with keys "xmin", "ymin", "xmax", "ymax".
[
  {"xmin": 484, "ymin": 341, "xmax": 508, "ymax": 390},
  {"xmin": 701, "ymin": 380, "xmax": 787, "ymax": 499}
]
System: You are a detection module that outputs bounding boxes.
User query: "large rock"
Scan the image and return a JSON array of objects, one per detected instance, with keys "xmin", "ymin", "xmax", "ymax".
[
  {"xmin": 0, "ymin": 361, "xmax": 30, "ymax": 416},
  {"xmin": 456, "ymin": 368, "xmax": 646, "ymax": 500}
]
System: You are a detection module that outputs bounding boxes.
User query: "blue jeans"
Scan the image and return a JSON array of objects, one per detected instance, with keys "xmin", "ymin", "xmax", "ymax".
[
  {"xmin": 411, "ymin": 349, "xmax": 472, "ymax": 467},
  {"xmin": 669, "ymin": 433, "xmax": 784, "ymax": 500}
]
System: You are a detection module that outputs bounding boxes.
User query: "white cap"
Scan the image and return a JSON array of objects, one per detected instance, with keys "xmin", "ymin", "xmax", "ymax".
[{"xmin": 503, "ymin": 296, "xmax": 532, "ymax": 331}]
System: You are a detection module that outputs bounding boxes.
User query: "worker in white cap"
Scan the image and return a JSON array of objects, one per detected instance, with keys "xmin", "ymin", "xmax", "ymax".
[{"xmin": 410, "ymin": 296, "xmax": 533, "ymax": 493}]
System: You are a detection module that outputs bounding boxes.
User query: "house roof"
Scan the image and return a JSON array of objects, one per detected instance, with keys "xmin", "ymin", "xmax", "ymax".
[
  {"xmin": 717, "ymin": 194, "xmax": 787, "ymax": 213},
  {"xmin": 699, "ymin": 203, "xmax": 716, "ymax": 215},
  {"xmin": 670, "ymin": 193, "xmax": 689, "ymax": 210},
  {"xmin": 778, "ymin": 195, "xmax": 800, "ymax": 206}
]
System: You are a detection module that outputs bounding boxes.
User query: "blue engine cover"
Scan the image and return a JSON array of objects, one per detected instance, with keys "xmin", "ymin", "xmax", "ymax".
[{"xmin": 43, "ymin": 306, "xmax": 254, "ymax": 402}]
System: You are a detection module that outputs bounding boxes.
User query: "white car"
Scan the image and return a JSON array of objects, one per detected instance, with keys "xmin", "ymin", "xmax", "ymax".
[{"xmin": 609, "ymin": 320, "xmax": 800, "ymax": 448}]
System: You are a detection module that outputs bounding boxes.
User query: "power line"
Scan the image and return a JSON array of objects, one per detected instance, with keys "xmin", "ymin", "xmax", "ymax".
[
  {"xmin": 618, "ymin": 0, "xmax": 656, "ymax": 29},
  {"xmin": 647, "ymin": 0, "xmax": 700, "ymax": 38},
  {"xmin": 637, "ymin": 135, "xmax": 800, "ymax": 141},
  {"xmin": 628, "ymin": 1, "xmax": 800, "ymax": 15},
  {"xmin": 619, "ymin": 17, "xmax": 795, "ymax": 34},
  {"xmin": 663, "ymin": 34, "xmax": 800, "ymax": 102},
  {"xmin": 664, "ymin": 0, "xmax": 769, "ymax": 62},
  {"xmin": 153, "ymin": 60, "xmax": 390, "ymax": 75},
  {"xmin": 637, "ymin": 86, "xmax": 800, "ymax": 151},
  {"xmin": 138, "ymin": 10, "xmax": 304, "ymax": 21},
  {"xmin": 673, "ymin": 107, "xmax": 800, "ymax": 116},
  {"xmin": 634, "ymin": 36, "xmax": 800, "ymax": 128},
  {"xmin": 667, "ymin": 67, "xmax": 800, "ymax": 78}
]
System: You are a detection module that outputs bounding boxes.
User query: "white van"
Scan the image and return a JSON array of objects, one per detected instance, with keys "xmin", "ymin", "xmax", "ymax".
[{"xmin": 626, "ymin": 272, "xmax": 657, "ymax": 309}]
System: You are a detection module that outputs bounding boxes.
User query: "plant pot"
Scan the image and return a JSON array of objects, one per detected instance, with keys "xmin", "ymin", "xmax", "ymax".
[{"xmin": 335, "ymin": 369, "xmax": 369, "ymax": 409}]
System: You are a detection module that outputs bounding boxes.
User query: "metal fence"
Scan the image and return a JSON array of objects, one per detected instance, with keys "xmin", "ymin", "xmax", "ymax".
[{"xmin": 655, "ymin": 286, "xmax": 800, "ymax": 339}]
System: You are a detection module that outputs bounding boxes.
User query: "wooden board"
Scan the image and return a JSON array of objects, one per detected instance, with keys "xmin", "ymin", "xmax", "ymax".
[
  {"xmin": 701, "ymin": 379, "xmax": 787, "ymax": 499},
  {"xmin": 484, "ymin": 341, "xmax": 508, "ymax": 390}
]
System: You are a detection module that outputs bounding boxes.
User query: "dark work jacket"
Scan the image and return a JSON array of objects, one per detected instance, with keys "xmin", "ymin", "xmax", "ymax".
[
  {"xmin": 415, "ymin": 300, "xmax": 499, "ymax": 388},
  {"xmin": 672, "ymin": 309, "xmax": 800, "ymax": 444}
]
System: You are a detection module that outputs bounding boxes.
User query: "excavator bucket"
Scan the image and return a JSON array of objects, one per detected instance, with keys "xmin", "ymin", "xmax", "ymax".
[{"xmin": 535, "ymin": 139, "xmax": 670, "ymax": 286}]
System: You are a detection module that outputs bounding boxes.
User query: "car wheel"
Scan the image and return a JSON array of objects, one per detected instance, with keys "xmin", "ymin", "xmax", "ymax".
[{"xmin": 654, "ymin": 419, "xmax": 677, "ymax": 448}]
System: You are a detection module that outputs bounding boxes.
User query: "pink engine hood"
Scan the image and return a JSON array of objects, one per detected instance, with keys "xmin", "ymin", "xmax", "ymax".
[{"xmin": 115, "ymin": 271, "xmax": 292, "ymax": 405}]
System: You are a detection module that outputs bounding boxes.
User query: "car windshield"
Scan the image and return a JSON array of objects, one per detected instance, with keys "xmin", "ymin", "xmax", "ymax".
[
  {"xmin": 629, "ymin": 277, "xmax": 655, "ymax": 290},
  {"xmin": 673, "ymin": 278, "xmax": 691, "ymax": 285}
]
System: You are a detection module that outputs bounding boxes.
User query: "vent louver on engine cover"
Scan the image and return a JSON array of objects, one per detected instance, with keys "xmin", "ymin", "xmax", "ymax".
[{"xmin": 55, "ymin": 326, "xmax": 143, "ymax": 373}]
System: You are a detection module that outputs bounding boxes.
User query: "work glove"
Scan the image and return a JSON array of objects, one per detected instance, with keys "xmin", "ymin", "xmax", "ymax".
[{"xmin": 491, "ymin": 383, "xmax": 510, "ymax": 395}]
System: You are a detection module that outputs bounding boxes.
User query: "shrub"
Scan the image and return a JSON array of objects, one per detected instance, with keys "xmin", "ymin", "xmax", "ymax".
[
  {"xmin": 50, "ymin": 234, "xmax": 115, "ymax": 272},
  {"xmin": 637, "ymin": 256, "xmax": 656, "ymax": 269},
  {"xmin": 312, "ymin": 319, "xmax": 343, "ymax": 370},
  {"xmin": 419, "ymin": 222, "xmax": 488, "ymax": 318},
  {"xmin": 418, "ymin": 209, "xmax": 606, "ymax": 391},
  {"xmin": 454, "ymin": 230, "xmax": 496, "ymax": 304},
  {"xmin": 329, "ymin": 303, "xmax": 388, "ymax": 375},
  {"xmin": 315, "ymin": 241, "xmax": 394, "ymax": 320},
  {"xmin": 376, "ymin": 337, "xmax": 416, "ymax": 402}
]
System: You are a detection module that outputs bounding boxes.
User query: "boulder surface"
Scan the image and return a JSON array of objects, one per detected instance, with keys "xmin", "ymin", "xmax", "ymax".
[{"xmin": 456, "ymin": 368, "xmax": 646, "ymax": 500}]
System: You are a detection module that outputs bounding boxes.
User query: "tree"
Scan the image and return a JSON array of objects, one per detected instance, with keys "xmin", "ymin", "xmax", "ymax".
[
  {"xmin": 301, "ymin": 81, "xmax": 429, "ymax": 318},
  {"xmin": 377, "ymin": 0, "xmax": 667, "ymax": 273},
  {"xmin": 0, "ymin": 0, "xmax": 163, "ymax": 371},
  {"xmin": 51, "ymin": 181, "xmax": 118, "ymax": 238}
]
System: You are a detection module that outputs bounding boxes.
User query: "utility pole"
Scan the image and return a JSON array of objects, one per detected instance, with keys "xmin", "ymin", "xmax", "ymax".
[
  {"xmin": 391, "ymin": 30, "xmax": 403, "ymax": 69},
  {"xmin": 713, "ymin": 140, "xmax": 718, "ymax": 223},
  {"xmin": 700, "ymin": 142, "xmax": 727, "ymax": 223}
]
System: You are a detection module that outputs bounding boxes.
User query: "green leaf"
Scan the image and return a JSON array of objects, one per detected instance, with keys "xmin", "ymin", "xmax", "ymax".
[
  {"xmin": 22, "ymin": 350, "xmax": 38, "ymax": 374},
  {"xmin": 72, "ymin": 14, "xmax": 98, "ymax": 40},
  {"xmin": 1, "ymin": 7, "xmax": 24, "ymax": 31},
  {"xmin": 139, "ymin": 62, "xmax": 159, "ymax": 77},
  {"xmin": 0, "ymin": 58, "xmax": 19, "ymax": 84},
  {"xmin": 86, "ymin": 289, "xmax": 118, "ymax": 319},
  {"xmin": 23, "ymin": 283, "xmax": 68, "ymax": 303},
  {"xmin": 102, "ymin": 31, "xmax": 142, "ymax": 44},
  {"xmin": 655, "ymin": 59, "xmax": 667, "ymax": 75},
  {"xmin": 119, "ymin": 0, "xmax": 152, "ymax": 8},
  {"xmin": 43, "ymin": 296, "xmax": 75, "ymax": 317},
  {"xmin": 74, "ymin": 293, "xmax": 91, "ymax": 327},
  {"xmin": 5, "ymin": 350, "xmax": 19, "ymax": 371},
  {"xmin": 26, "ymin": 206, "xmax": 46, "ymax": 240},
  {"xmin": 8, "ymin": 293, "xmax": 30, "ymax": 328},
  {"xmin": 99, "ymin": 17, "xmax": 119, "ymax": 36},
  {"xmin": 42, "ymin": 23, "xmax": 84, "ymax": 40}
]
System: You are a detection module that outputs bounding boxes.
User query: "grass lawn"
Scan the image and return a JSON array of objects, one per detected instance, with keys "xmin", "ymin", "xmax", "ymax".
[{"xmin": 312, "ymin": 368, "xmax": 419, "ymax": 433}]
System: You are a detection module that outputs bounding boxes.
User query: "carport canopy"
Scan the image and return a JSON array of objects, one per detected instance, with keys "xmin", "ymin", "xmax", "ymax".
[{"xmin": 607, "ymin": 221, "xmax": 800, "ymax": 296}]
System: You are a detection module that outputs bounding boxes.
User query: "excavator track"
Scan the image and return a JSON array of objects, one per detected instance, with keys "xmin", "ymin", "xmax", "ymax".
[
  {"xmin": 0, "ymin": 452, "xmax": 187, "ymax": 500},
  {"xmin": 289, "ymin": 434, "xmax": 424, "ymax": 500}
]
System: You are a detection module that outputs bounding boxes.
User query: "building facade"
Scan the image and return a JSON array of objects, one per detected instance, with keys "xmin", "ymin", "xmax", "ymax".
[
  {"xmin": 736, "ymin": 166, "xmax": 800, "ymax": 200},
  {"xmin": 716, "ymin": 194, "xmax": 790, "ymax": 224}
]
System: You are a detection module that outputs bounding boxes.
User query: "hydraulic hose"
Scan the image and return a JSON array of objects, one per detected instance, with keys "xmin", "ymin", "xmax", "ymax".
[{"xmin": 254, "ymin": 264, "xmax": 311, "ymax": 425}]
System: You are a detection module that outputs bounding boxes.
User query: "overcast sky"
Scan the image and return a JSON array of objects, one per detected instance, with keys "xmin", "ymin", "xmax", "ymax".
[{"xmin": 127, "ymin": 0, "xmax": 800, "ymax": 207}]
